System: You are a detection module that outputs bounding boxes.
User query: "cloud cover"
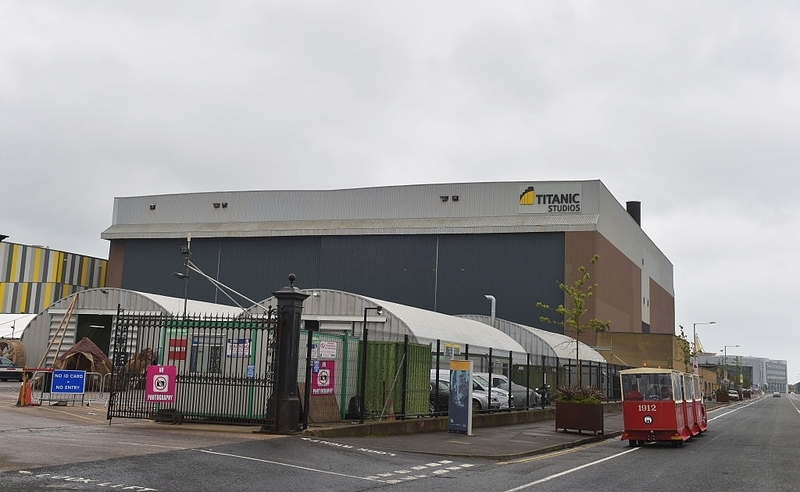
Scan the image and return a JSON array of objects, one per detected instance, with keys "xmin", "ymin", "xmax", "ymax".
[{"xmin": 2, "ymin": 1, "xmax": 799, "ymax": 382}]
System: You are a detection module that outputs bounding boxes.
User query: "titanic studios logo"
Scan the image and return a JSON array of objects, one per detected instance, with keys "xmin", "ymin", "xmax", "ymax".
[{"xmin": 519, "ymin": 185, "xmax": 581, "ymax": 213}]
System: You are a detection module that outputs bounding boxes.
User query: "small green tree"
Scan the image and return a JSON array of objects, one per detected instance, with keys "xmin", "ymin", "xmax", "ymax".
[
  {"xmin": 677, "ymin": 326, "xmax": 692, "ymax": 372},
  {"xmin": 537, "ymin": 254, "xmax": 611, "ymax": 386}
]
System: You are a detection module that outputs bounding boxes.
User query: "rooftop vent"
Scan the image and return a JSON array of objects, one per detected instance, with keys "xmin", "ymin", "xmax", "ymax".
[{"xmin": 626, "ymin": 201, "xmax": 641, "ymax": 226}]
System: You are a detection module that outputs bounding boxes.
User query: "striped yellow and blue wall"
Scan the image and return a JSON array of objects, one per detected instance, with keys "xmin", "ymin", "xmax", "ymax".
[{"xmin": 0, "ymin": 242, "xmax": 106, "ymax": 314}]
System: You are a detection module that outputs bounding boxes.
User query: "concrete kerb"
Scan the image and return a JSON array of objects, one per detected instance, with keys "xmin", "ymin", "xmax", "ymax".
[
  {"xmin": 302, "ymin": 406, "xmax": 560, "ymax": 439},
  {"xmin": 301, "ymin": 403, "xmax": 625, "ymax": 460},
  {"xmin": 303, "ymin": 402, "xmax": 621, "ymax": 439}
]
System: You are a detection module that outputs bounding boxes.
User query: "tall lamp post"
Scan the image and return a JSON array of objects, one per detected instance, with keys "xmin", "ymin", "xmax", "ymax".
[
  {"xmin": 172, "ymin": 245, "xmax": 192, "ymax": 318},
  {"xmin": 692, "ymin": 321, "xmax": 715, "ymax": 373},
  {"xmin": 722, "ymin": 344, "xmax": 740, "ymax": 388},
  {"xmin": 359, "ymin": 305, "xmax": 382, "ymax": 424}
]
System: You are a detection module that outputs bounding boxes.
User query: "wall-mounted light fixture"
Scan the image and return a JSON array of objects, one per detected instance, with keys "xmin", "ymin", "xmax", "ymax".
[
  {"xmin": 149, "ymin": 204, "xmax": 156, "ymax": 210},
  {"xmin": 452, "ymin": 195, "xmax": 459, "ymax": 202},
  {"xmin": 213, "ymin": 202, "xmax": 221, "ymax": 208},
  {"xmin": 440, "ymin": 196, "xmax": 449, "ymax": 202}
]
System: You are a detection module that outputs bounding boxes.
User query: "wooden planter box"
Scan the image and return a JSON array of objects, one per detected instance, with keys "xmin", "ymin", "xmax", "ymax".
[
  {"xmin": 555, "ymin": 401, "xmax": 604, "ymax": 435},
  {"xmin": 715, "ymin": 391, "xmax": 729, "ymax": 402}
]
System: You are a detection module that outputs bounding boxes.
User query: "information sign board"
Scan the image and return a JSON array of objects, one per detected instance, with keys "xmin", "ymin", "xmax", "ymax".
[{"xmin": 51, "ymin": 370, "xmax": 86, "ymax": 394}]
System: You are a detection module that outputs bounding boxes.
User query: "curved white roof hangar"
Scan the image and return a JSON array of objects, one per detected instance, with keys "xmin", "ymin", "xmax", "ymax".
[
  {"xmin": 457, "ymin": 314, "xmax": 607, "ymax": 362},
  {"xmin": 252, "ymin": 289, "xmax": 526, "ymax": 355},
  {"xmin": 364, "ymin": 297, "xmax": 526, "ymax": 354}
]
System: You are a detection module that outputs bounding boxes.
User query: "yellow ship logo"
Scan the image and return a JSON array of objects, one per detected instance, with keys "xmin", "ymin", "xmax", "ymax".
[{"xmin": 519, "ymin": 186, "xmax": 535, "ymax": 205}]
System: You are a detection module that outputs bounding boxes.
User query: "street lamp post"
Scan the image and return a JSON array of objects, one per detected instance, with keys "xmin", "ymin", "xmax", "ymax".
[
  {"xmin": 722, "ymin": 344, "xmax": 740, "ymax": 388},
  {"xmin": 692, "ymin": 321, "xmax": 715, "ymax": 373},
  {"xmin": 172, "ymin": 245, "xmax": 192, "ymax": 318},
  {"xmin": 359, "ymin": 305, "xmax": 382, "ymax": 424}
]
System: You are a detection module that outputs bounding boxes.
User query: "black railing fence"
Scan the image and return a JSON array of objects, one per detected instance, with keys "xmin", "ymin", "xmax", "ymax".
[{"xmin": 107, "ymin": 309, "xmax": 625, "ymax": 427}]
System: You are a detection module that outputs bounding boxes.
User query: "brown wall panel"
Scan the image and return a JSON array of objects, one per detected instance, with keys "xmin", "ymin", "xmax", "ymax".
[
  {"xmin": 106, "ymin": 240, "xmax": 125, "ymax": 288},
  {"xmin": 596, "ymin": 332, "xmax": 676, "ymax": 369},
  {"xmin": 649, "ymin": 278, "xmax": 675, "ymax": 335},
  {"xmin": 565, "ymin": 231, "xmax": 642, "ymax": 347}
]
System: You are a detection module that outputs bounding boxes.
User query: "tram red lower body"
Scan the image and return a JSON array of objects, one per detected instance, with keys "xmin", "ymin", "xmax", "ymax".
[{"xmin": 621, "ymin": 401, "xmax": 693, "ymax": 443}]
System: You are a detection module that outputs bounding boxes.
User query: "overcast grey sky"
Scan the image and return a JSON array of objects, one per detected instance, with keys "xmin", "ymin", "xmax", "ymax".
[{"xmin": 2, "ymin": 1, "xmax": 799, "ymax": 382}]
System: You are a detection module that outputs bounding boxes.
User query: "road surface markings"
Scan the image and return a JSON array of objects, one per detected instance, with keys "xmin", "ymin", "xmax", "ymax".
[
  {"xmin": 369, "ymin": 461, "xmax": 475, "ymax": 484},
  {"xmin": 198, "ymin": 448, "xmax": 475, "ymax": 485},
  {"xmin": 196, "ymin": 448, "xmax": 385, "ymax": 482},
  {"xmin": 708, "ymin": 397, "xmax": 761, "ymax": 421},
  {"xmin": 497, "ymin": 439, "xmax": 609, "ymax": 465},
  {"xmin": 503, "ymin": 447, "xmax": 640, "ymax": 491},
  {"xmin": 17, "ymin": 471, "xmax": 157, "ymax": 491}
]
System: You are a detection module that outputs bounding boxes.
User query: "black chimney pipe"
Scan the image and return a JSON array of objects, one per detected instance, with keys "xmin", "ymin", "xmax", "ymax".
[{"xmin": 626, "ymin": 201, "xmax": 641, "ymax": 226}]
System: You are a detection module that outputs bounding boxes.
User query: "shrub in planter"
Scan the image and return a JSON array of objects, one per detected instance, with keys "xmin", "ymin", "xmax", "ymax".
[{"xmin": 554, "ymin": 385, "xmax": 605, "ymax": 435}]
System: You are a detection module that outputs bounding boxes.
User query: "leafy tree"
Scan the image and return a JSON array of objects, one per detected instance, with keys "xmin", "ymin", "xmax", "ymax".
[
  {"xmin": 537, "ymin": 254, "xmax": 611, "ymax": 386},
  {"xmin": 677, "ymin": 326, "xmax": 692, "ymax": 372}
]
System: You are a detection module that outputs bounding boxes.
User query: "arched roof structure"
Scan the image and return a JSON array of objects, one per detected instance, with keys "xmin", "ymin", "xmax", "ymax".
[
  {"xmin": 248, "ymin": 289, "xmax": 526, "ymax": 355},
  {"xmin": 456, "ymin": 314, "xmax": 607, "ymax": 362},
  {"xmin": 20, "ymin": 288, "xmax": 243, "ymax": 368}
]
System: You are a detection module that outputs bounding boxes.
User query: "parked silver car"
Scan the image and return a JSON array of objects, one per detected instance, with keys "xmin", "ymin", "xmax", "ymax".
[
  {"xmin": 430, "ymin": 369, "xmax": 510, "ymax": 410},
  {"xmin": 476, "ymin": 372, "xmax": 539, "ymax": 408},
  {"xmin": 472, "ymin": 374, "xmax": 514, "ymax": 409}
]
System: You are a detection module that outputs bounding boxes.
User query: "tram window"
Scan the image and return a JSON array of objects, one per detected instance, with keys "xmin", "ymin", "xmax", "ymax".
[
  {"xmin": 673, "ymin": 375, "xmax": 683, "ymax": 402},
  {"xmin": 622, "ymin": 375, "xmax": 644, "ymax": 400}
]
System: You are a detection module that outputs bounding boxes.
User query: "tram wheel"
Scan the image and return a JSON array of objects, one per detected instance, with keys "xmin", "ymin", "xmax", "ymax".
[{"xmin": 629, "ymin": 440, "xmax": 637, "ymax": 447}]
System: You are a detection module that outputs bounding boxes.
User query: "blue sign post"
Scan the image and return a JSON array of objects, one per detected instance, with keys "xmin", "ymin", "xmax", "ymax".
[
  {"xmin": 448, "ymin": 360, "xmax": 473, "ymax": 435},
  {"xmin": 51, "ymin": 370, "xmax": 87, "ymax": 394}
]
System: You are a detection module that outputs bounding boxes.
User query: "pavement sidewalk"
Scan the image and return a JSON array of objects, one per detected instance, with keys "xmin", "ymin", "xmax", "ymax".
[
  {"xmin": 305, "ymin": 401, "xmax": 728, "ymax": 460},
  {"xmin": 305, "ymin": 411, "xmax": 624, "ymax": 460}
]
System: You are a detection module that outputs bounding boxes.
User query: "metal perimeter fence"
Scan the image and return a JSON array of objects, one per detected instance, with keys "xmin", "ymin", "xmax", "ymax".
[
  {"xmin": 301, "ymin": 333, "xmax": 626, "ymax": 425},
  {"xmin": 100, "ymin": 309, "xmax": 626, "ymax": 427}
]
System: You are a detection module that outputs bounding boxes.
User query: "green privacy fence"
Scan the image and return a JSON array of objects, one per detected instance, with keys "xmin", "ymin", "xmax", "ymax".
[
  {"xmin": 363, "ymin": 340, "xmax": 431, "ymax": 418},
  {"xmin": 300, "ymin": 332, "xmax": 431, "ymax": 422}
]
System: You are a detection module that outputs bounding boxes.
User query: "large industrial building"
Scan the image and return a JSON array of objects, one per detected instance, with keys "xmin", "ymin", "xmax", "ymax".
[{"xmin": 100, "ymin": 180, "xmax": 675, "ymax": 349}]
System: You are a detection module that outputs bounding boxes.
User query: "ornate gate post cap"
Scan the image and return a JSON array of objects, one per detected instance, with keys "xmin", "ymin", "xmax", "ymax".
[{"xmin": 272, "ymin": 273, "xmax": 310, "ymax": 301}]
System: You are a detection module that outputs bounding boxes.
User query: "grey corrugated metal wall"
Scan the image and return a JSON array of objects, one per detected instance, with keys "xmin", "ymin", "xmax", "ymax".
[{"xmin": 118, "ymin": 233, "xmax": 565, "ymax": 331}]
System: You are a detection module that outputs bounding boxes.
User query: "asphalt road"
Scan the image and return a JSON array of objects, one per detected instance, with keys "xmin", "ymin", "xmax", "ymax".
[{"xmin": 2, "ymin": 381, "xmax": 799, "ymax": 492}]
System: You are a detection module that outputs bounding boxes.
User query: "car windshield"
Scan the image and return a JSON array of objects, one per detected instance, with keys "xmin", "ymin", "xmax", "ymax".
[{"xmin": 473, "ymin": 375, "xmax": 490, "ymax": 390}]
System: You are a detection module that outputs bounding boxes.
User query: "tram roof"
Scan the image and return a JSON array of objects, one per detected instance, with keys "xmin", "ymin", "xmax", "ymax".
[{"xmin": 620, "ymin": 367, "xmax": 681, "ymax": 375}]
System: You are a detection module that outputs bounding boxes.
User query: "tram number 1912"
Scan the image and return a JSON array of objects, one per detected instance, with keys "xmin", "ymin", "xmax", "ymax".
[{"xmin": 638, "ymin": 404, "xmax": 657, "ymax": 412}]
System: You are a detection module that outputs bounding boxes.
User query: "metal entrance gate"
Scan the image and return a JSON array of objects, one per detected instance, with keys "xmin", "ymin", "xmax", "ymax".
[{"xmin": 107, "ymin": 309, "xmax": 278, "ymax": 429}]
